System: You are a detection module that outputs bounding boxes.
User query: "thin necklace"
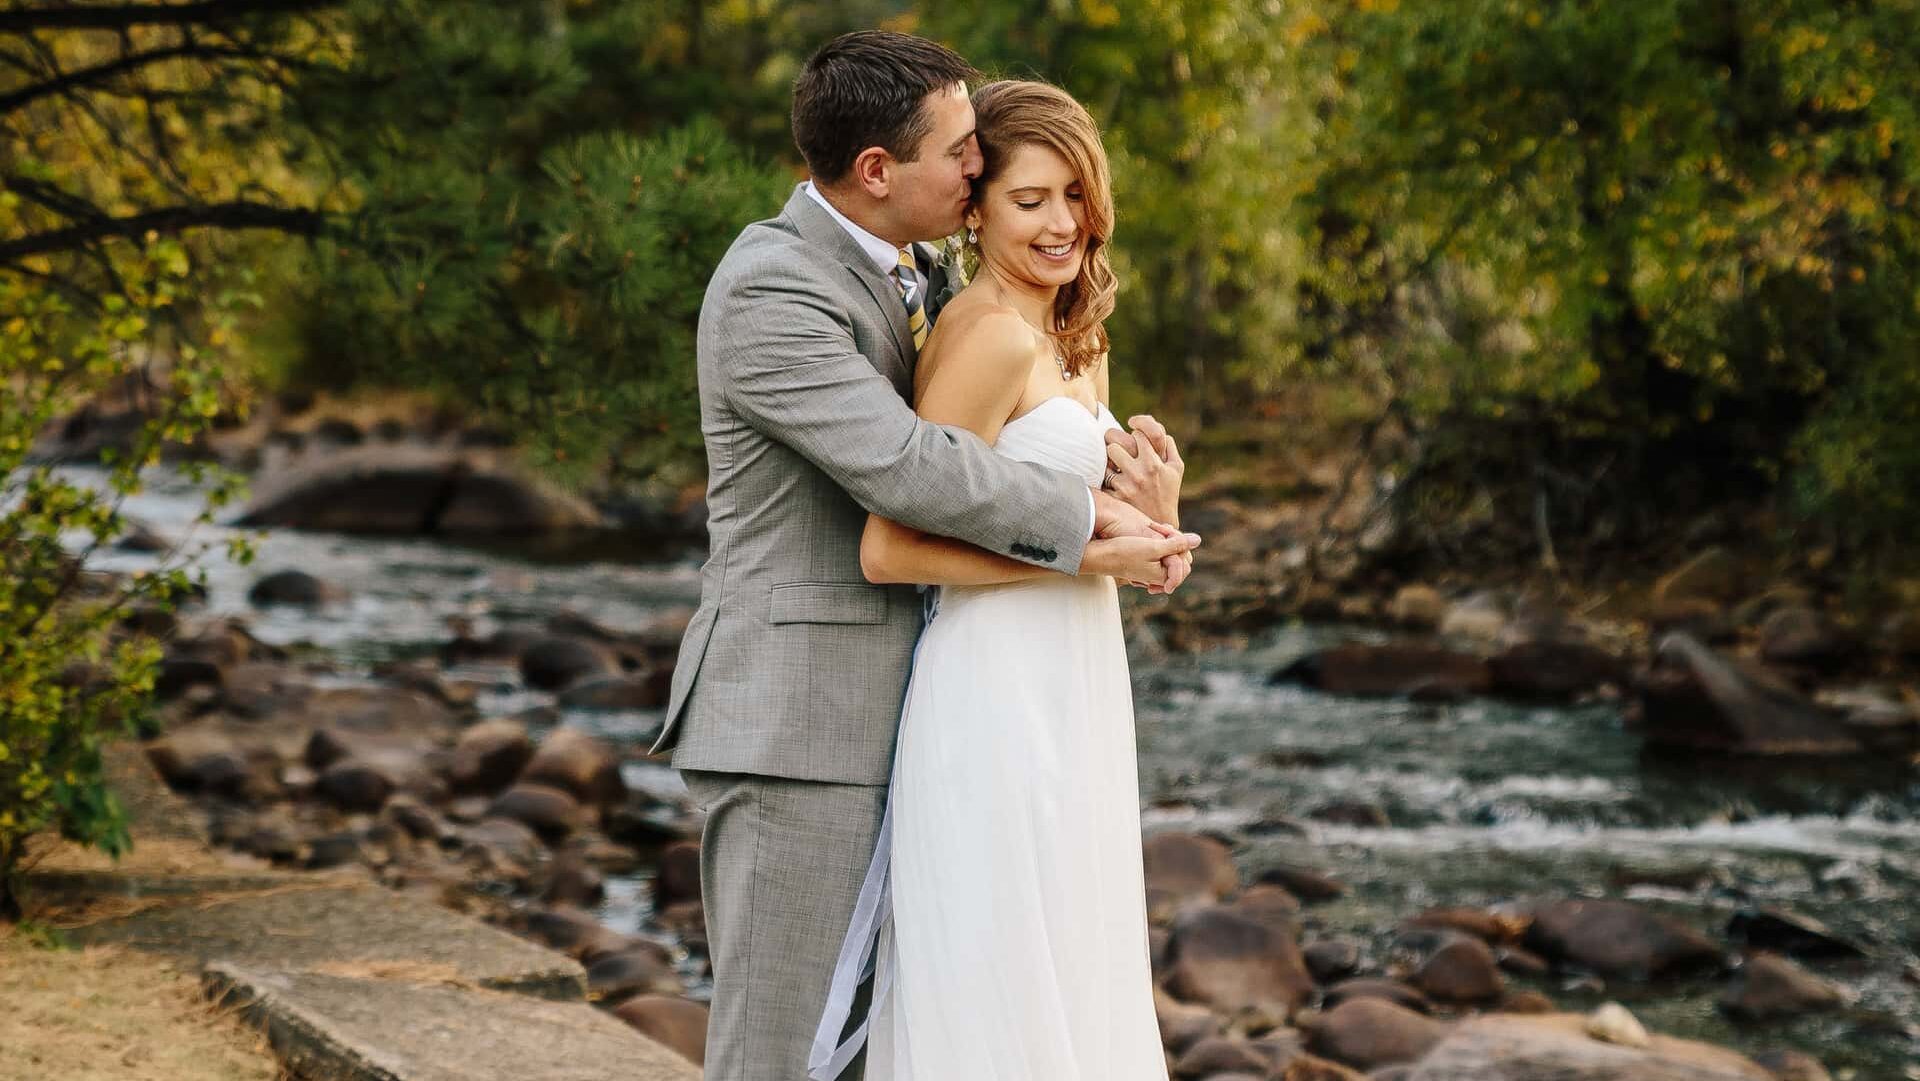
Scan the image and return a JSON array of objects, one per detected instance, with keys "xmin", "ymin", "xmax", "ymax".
[{"xmin": 989, "ymin": 275, "xmax": 1072, "ymax": 381}]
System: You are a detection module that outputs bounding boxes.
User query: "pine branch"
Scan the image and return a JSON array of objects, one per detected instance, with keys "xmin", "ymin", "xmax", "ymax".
[
  {"xmin": 0, "ymin": 199, "xmax": 324, "ymax": 260},
  {"xmin": 0, "ymin": 42, "xmax": 262, "ymax": 115},
  {"xmin": 0, "ymin": 0, "xmax": 338, "ymax": 34}
]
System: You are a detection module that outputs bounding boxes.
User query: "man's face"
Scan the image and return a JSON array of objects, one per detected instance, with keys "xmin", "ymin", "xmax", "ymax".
[{"xmin": 888, "ymin": 84, "xmax": 983, "ymax": 242}]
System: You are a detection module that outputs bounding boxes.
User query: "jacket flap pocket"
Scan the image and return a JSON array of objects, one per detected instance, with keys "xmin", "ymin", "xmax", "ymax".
[{"xmin": 768, "ymin": 582, "xmax": 888, "ymax": 625}]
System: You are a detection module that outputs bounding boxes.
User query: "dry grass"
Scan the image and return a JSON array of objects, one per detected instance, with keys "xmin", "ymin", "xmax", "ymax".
[{"xmin": 0, "ymin": 929, "xmax": 283, "ymax": 1081}]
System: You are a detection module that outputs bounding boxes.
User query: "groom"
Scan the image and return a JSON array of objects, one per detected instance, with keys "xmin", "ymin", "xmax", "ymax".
[{"xmin": 652, "ymin": 30, "xmax": 1196, "ymax": 1080}]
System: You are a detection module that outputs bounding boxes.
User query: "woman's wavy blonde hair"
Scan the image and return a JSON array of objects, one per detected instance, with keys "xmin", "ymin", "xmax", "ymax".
[{"xmin": 968, "ymin": 79, "xmax": 1117, "ymax": 378}]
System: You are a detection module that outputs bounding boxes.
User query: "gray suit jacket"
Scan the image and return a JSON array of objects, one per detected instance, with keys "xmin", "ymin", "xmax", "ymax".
[{"xmin": 654, "ymin": 185, "xmax": 1091, "ymax": 784}]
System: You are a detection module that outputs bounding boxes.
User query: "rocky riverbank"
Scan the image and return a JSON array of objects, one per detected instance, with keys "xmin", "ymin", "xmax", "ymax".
[{"xmin": 38, "ymin": 389, "xmax": 1920, "ymax": 1076}]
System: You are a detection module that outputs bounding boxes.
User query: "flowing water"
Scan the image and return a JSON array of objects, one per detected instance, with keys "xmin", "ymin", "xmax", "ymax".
[{"xmin": 93, "ymin": 466, "xmax": 1920, "ymax": 1077}]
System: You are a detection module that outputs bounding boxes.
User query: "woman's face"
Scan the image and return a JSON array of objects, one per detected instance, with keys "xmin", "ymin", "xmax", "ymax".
[{"xmin": 969, "ymin": 143, "xmax": 1090, "ymax": 292}]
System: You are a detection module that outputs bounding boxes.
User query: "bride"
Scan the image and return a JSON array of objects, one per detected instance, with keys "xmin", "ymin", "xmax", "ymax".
[{"xmin": 809, "ymin": 80, "xmax": 1184, "ymax": 1081}]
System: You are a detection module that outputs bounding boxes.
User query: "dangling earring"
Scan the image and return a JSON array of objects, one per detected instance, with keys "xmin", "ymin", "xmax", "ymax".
[{"xmin": 966, "ymin": 226, "xmax": 977, "ymax": 244}]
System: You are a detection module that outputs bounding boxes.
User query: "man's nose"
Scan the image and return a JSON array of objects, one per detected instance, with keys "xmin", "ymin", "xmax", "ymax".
[{"xmin": 962, "ymin": 138, "xmax": 983, "ymax": 179}]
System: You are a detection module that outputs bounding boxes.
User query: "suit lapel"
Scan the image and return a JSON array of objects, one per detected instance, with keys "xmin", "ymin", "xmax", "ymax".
[{"xmin": 783, "ymin": 187, "xmax": 915, "ymax": 374}]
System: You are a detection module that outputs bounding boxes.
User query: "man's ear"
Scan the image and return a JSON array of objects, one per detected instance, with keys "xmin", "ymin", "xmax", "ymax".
[{"xmin": 850, "ymin": 146, "xmax": 894, "ymax": 199}]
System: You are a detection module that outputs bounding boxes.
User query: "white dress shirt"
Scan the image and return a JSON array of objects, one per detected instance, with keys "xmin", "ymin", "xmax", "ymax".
[{"xmin": 803, "ymin": 180, "xmax": 1097, "ymax": 543}]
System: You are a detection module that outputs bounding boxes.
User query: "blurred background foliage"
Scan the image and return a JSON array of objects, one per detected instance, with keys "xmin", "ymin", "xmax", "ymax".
[{"xmin": 4, "ymin": 0, "xmax": 1920, "ymax": 555}]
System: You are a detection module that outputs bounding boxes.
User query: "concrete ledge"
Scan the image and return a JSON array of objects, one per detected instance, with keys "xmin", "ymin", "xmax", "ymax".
[
  {"xmin": 205, "ymin": 962, "xmax": 700, "ymax": 1081},
  {"xmin": 64, "ymin": 883, "xmax": 586, "ymax": 1001}
]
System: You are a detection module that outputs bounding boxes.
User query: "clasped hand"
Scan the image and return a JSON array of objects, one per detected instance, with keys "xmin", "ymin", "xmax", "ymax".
[{"xmin": 1084, "ymin": 414, "xmax": 1194, "ymax": 595}]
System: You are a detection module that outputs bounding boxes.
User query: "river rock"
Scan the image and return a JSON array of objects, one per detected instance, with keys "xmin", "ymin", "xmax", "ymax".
[
  {"xmin": 1498, "ymin": 990, "xmax": 1556, "ymax": 1014},
  {"xmin": 448, "ymin": 718, "xmax": 534, "ymax": 794},
  {"xmin": 521, "ymin": 904, "xmax": 625, "ymax": 959},
  {"xmin": 1388, "ymin": 585, "xmax": 1447, "ymax": 629},
  {"xmin": 1400, "ymin": 1014, "xmax": 1769, "ymax": 1080},
  {"xmin": 611, "ymin": 995, "xmax": 708, "ymax": 1065},
  {"xmin": 519, "ymin": 635, "xmax": 621, "ymax": 691},
  {"xmin": 1487, "ymin": 641, "xmax": 1625, "ymax": 701},
  {"xmin": 1154, "ymin": 986, "xmax": 1220, "ymax": 1051},
  {"xmin": 314, "ymin": 758, "xmax": 396, "ymax": 812},
  {"xmin": 1143, "ymin": 831, "xmax": 1240, "ymax": 917},
  {"xmin": 557, "ymin": 672, "xmax": 671, "ymax": 711},
  {"xmin": 1757, "ymin": 607, "xmax": 1856, "ymax": 673},
  {"xmin": 1273, "ymin": 643, "xmax": 1492, "ymax": 700},
  {"xmin": 1233, "ymin": 884, "xmax": 1303, "ymax": 936},
  {"xmin": 459, "ymin": 815, "xmax": 545, "ymax": 870},
  {"xmin": 520, "ymin": 727, "xmax": 627, "ymax": 808},
  {"xmin": 1583, "ymin": 1002, "xmax": 1648, "ymax": 1047},
  {"xmin": 586, "ymin": 945, "xmax": 682, "ymax": 1003},
  {"xmin": 237, "ymin": 445, "xmax": 602, "ymax": 534},
  {"xmin": 1719, "ymin": 953, "xmax": 1848, "ymax": 1020},
  {"xmin": 1322, "ymin": 978, "xmax": 1433, "ymax": 1014},
  {"xmin": 145, "ymin": 729, "xmax": 276, "ymax": 801},
  {"xmin": 1818, "ymin": 686, "xmax": 1920, "ymax": 753},
  {"xmin": 1303, "ymin": 939, "xmax": 1362, "ymax": 983},
  {"xmin": 1751, "ymin": 1049, "xmax": 1832, "ymax": 1081},
  {"xmin": 1631, "ymin": 633, "xmax": 1862, "ymax": 756},
  {"xmin": 1307, "ymin": 998, "xmax": 1450, "ymax": 1070},
  {"xmin": 1411, "ymin": 936, "xmax": 1505, "ymax": 1004},
  {"xmin": 246, "ymin": 568, "xmax": 345, "ymax": 608},
  {"xmin": 487, "ymin": 782, "xmax": 585, "ymax": 843},
  {"xmin": 1174, "ymin": 1036, "xmax": 1268, "ymax": 1078},
  {"xmin": 1404, "ymin": 906, "xmax": 1525, "ymax": 944},
  {"xmin": 1496, "ymin": 946, "xmax": 1550, "ymax": 977},
  {"xmin": 542, "ymin": 849, "xmax": 607, "ymax": 907},
  {"xmin": 1523, "ymin": 899, "xmax": 1723, "ymax": 980},
  {"xmin": 1279, "ymin": 1054, "xmax": 1367, "ymax": 1080},
  {"xmin": 653, "ymin": 839, "xmax": 703, "ymax": 909},
  {"xmin": 1438, "ymin": 592, "xmax": 1509, "ymax": 642},
  {"xmin": 1164, "ymin": 903, "xmax": 1314, "ymax": 1014},
  {"xmin": 1307, "ymin": 799, "xmax": 1390, "ymax": 828},
  {"xmin": 1726, "ymin": 907, "xmax": 1866, "ymax": 960},
  {"xmin": 1256, "ymin": 864, "xmax": 1348, "ymax": 903}
]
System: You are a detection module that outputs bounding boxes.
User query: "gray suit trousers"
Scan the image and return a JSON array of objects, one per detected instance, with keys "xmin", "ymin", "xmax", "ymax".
[{"xmin": 682, "ymin": 769, "xmax": 887, "ymax": 1081}]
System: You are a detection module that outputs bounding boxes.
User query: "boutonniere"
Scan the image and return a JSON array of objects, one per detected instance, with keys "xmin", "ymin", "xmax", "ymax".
[{"xmin": 929, "ymin": 233, "xmax": 972, "ymax": 315}]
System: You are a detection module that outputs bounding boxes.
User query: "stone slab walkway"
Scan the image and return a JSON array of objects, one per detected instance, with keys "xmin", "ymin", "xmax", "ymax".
[
  {"xmin": 19, "ymin": 743, "xmax": 701, "ymax": 1081},
  {"xmin": 207, "ymin": 963, "xmax": 699, "ymax": 1081}
]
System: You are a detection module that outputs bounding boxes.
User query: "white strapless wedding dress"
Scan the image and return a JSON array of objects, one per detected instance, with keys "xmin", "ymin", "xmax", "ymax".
[{"xmin": 810, "ymin": 396, "xmax": 1169, "ymax": 1081}]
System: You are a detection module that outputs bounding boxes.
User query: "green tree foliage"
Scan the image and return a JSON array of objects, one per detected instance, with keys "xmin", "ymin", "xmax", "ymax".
[
  {"xmin": 252, "ymin": 0, "xmax": 803, "ymax": 485},
  {"xmin": 1289, "ymin": 0, "xmax": 1920, "ymax": 564},
  {"xmin": 2, "ymin": 6, "xmax": 280, "ymax": 905},
  {"xmin": 0, "ymin": 242, "xmax": 254, "ymax": 915}
]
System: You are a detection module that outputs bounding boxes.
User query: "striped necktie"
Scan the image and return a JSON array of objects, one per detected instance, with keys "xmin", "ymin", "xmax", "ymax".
[{"xmin": 892, "ymin": 248, "xmax": 929, "ymax": 352}]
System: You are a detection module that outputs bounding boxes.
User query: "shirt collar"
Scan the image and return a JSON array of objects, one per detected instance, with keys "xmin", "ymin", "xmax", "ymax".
[{"xmin": 804, "ymin": 180, "xmax": 909, "ymax": 277}]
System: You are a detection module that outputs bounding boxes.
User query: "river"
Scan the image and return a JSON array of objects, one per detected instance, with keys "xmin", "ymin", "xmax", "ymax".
[{"xmin": 91, "ymin": 465, "xmax": 1920, "ymax": 1077}]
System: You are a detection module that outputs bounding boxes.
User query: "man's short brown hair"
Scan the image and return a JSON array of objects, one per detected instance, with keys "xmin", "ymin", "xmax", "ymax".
[{"xmin": 791, "ymin": 31, "xmax": 979, "ymax": 185}]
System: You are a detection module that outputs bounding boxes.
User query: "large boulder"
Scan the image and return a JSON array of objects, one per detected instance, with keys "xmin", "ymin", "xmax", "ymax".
[
  {"xmin": 246, "ymin": 569, "xmax": 346, "ymax": 609},
  {"xmin": 1630, "ymin": 633, "xmax": 1863, "ymax": 756},
  {"xmin": 1523, "ymin": 899, "xmax": 1723, "ymax": 981},
  {"xmin": 1397, "ymin": 1014, "xmax": 1770, "ymax": 1080},
  {"xmin": 1273, "ymin": 644, "xmax": 1492, "ymax": 701},
  {"xmin": 237, "ymin": 445, "xmax": 602, "ymax": 535},
  {"xmin": 1163, "ymin": 903, "xmax": 1314, "ymax": 1015}
]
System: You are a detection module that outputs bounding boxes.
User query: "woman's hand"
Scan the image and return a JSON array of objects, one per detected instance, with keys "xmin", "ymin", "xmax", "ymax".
[
  {"xmin": 1081, "ymin": 525, "xmax": 1201, "ymax": 592},
  {"xmin": 1102, "ymin": 414, "xmax": 1184, "ymax": 527}
]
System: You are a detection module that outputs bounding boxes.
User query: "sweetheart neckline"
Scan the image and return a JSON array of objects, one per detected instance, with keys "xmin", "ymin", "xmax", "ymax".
[{"xmin": 1004, "ymin": 395, "xmax": 1108, "ymax": 428}]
